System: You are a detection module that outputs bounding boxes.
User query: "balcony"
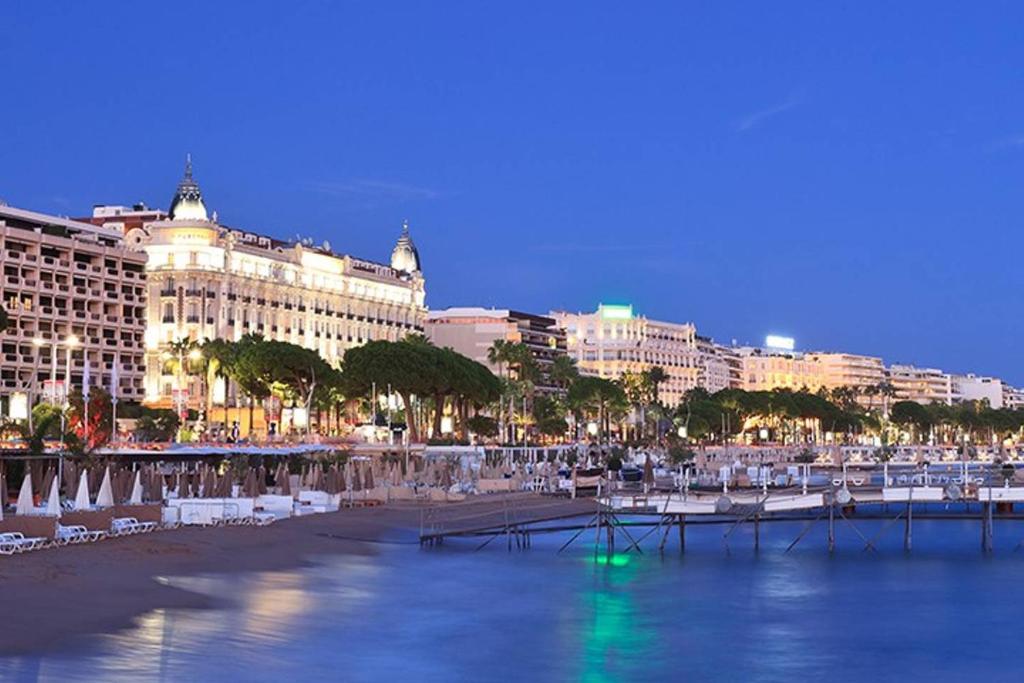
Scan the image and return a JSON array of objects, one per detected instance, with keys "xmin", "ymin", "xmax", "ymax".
[
  {"xmin": 159, "ymin": 288, "xmax": 176, "ymax": 297},
  {"xmin": 162, "ymin": 316, "xmax": 175, "ymax": 323}
]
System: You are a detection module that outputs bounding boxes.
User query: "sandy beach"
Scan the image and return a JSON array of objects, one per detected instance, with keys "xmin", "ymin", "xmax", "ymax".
[
  {"xmin": 0, "ymin": 502, "xmax": 430, "ymax": 656},
  {"xmin": 0, "ymin": 494, "xmax": 596, "ymax": 657}
]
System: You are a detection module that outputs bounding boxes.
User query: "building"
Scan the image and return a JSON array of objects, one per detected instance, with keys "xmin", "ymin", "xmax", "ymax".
[
  {"xmin": 951, "ymin": 374, "xmax": 1004, "ymax": 408},
  {"xmin": 107, "ymin": 159, "xmax": 427, "ymax": 411},
  {"xmin": 1003, "ymin": 385, "xmax": 1024, "ymax": 410},
  {"xmin": 425, "ymin": 307, "xmax": 567, "ymax": 393},
  {"xmin": 809, "ymin": 352, "xmax": 886, "ymax": 392},
  {"xmin": 695, "ymin": 336, "xmax": 741, "ymax": 393},
  {"xmin": 886, "ymin": 365, "xmax": 953, "ymax": 405},
  {"xmin": 0, "ymin": 203, "xmax": 148, "ymax": 415},
  {"xmin": 553, "ymin": 304, "xmax": 700, "ymax": 407},
  {"xmin": 82, "ymin": 203, "xmax": 168, "ymax": 233},
  {"xmin": 737, "ymin": 348, "xmax": 826, "ymax": 393}
]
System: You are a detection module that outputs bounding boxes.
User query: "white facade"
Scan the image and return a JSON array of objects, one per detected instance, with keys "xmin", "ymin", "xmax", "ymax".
[
  {"xmin": 951, "ymin": 374, "xmax": 1004, "ymax": 408},
  {"xmin": 695, "ymin": 336, "xmax": 740, "ymax": 393},
  {"xmin": 553, "ymin": 305, "xmax": 700, "ymax": 406},
  {"xmin": 887, "ymin": 365, "xmax": 953, "ymax": 405},
  {"xmin": 111, "ymin": 162, "xmax": 427, "ymax": 405}
]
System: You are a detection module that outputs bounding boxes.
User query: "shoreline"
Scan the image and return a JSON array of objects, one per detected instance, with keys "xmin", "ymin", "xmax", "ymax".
[{"xmin": 0, "ymin": 502, "xmax": 429, "ymax": 657}]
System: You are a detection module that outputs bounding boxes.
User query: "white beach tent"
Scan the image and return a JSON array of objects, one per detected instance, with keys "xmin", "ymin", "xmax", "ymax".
[
  {"xmin": 96, "ymin": 467, "xmax": 115, "ymax": 508},
  {"xmin": 74, "ymin": 472, "xmax": 91, "ymax": 511},
  {"xmin": 45, "ymin": 476, "xmax": 60, "ymax": 516},
  {"xmin": 129, "ymin": 470, "xmax": 143, "ymax": 505},
  {"xmin": 15, "ymin": 473, "xmax": 34, "ymax": 515}
]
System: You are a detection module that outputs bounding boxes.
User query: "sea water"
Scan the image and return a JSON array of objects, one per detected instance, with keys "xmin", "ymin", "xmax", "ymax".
[{"xmin": 2, "ymin": 515, "xmax": 1023, "ymax": 682}]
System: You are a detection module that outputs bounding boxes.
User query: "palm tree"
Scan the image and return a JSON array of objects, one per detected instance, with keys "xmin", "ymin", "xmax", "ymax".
[{"xmin": 549, "ymin": 355, "xmax": 579, "ymax": 391}]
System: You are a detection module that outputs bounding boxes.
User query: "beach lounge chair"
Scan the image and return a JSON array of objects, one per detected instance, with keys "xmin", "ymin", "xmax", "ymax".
[
  {"xmin": 112, "ymin": 517, "xmax": 157, "ymax": 535},
  {"xmin": 0, "ymin": 532, "xmax": 48, "ymax": 552},
  {"xmin": 57, "ymin": 524, "xmax": 105, "ymax": 544},
  {"xmin": 253, "ymin": 511, "xmax": 276, "ymax": 526}
]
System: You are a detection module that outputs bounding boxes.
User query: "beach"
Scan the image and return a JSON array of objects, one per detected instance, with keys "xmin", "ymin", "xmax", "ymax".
[{"xmin": 0, "ymin": 501, "xmax": 429, "ymax": 656}]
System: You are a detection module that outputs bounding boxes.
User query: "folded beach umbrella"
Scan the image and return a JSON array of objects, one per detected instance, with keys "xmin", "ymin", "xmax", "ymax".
[
  {"xmin": 218, "ymin": 469, "xmax": 233, "ymax": 498},
  {"xmin": 0, "ymin": 465, "xmax": 8, "ymax": 508},
  {"xmin": 45, "ymin": 475, "xmax": 60, "ymax": 516},
  {"xmin": 364, "ymin": 463, "xmax": 375, "ymax": 490},
  {"xmin": 243, "ymin": 469, "xmax": 257, "ymax": 498},
  {"xmin": 326, "ymin": 466, "xmax": 338, "ymax": 495},
  {"xmin": 39, "ymin": 467, "xmax": 55, "ymax": 505},
  {"xmin": 257, "ymin": 466, "xmax": 268, "ymax": 495},
  {"xmin": 73, "ymin": 471, "xmax": 91, "ymax": 510},
  {"xmin": 441, "ymin": 462, "xmax": 453, "ymax": 490},
  {"xmin": 129, "ymin": 471, "xmax": 143, "ymax": 505},
  {"xmin": 279, "ymin": 467, "xmax": 292, "ymax": 496},
  {"xmin": 152, "ymin": 469, "xmax": 164, "ymax": 502},
  {"xmin": 96, "ymin": 467, "xmax": 115, "ymax": 508},
  {"xmin": 206, "ymin": 470, "xmax": 218, "ymax": 498},
  {"xmin": 63, "ymin": 461, "xmax": 77, "ymax": 498},
  {"xmin": 115, "ymin": 469, "xmax": 131, "ymax": 504},
  {"xmin": 352, "ymin": 463, "xmax": 362, "ymax": 492},
  {"xmin": 15, "ymin": 472, "xmax": 34, "ymax": 515},
  {"xmin": 336, "ymin": 464, "xmax": 347, "ymax": 493},
  {"xmin": 643, "ymin": 454, "xmax": 655, "ymax": 488}
]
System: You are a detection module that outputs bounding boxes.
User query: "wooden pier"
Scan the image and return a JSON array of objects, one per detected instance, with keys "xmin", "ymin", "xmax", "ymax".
[{"xmin": 419, "ymin": 484, "xmax": 1024, "ymax": 555}]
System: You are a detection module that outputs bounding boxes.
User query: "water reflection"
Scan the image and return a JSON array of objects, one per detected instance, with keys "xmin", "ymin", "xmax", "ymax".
[{"xmin": 4, "ymin": 521, "xmax": 1024, "ymax": 682}]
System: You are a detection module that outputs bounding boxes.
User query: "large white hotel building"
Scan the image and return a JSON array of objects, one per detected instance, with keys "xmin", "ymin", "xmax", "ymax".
[{"xmin": 90, "ymin": 160, "xmax": 427, "ymax": 408}]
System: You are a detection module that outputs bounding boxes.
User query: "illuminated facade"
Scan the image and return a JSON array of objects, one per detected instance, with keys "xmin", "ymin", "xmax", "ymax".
[
  {"xmin": 886, "ymin": 365, "xmax": 953, "ymax": 405},
  {"xmin": 425, "ymin": 307, "xmax": 568, "ymax": 393},
  {"xmin": 95, "ymin": 160, "xmax": 427, "ymax": 406},
  {"xmin": 0, "ymin": 204, "xmax": 147, "ymax": 411},
  {"xmin": 695, "ymin": 336, "xmax": 741, "ymax": 393},
  {"xmin": 553, "ymin": 305, "xmax": 700, "ymax": 407},
  {"xmin": 738, "ymin": 348, "xmax": 826, "ymax": 392}
]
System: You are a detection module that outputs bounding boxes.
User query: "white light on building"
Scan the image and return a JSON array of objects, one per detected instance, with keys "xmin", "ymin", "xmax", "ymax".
[{"xmin": 765, "ymin": 335, "xmax": 795, "ymax": 351}]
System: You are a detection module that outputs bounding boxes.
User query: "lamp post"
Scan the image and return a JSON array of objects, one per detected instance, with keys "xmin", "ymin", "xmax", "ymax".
[
  {"xmin": 165, "ymin": 343, "xmax": 202, "ymax": 442},
  {"xmin": 30, "ymin": 334, "xmax": 78, "ymax": 486}
]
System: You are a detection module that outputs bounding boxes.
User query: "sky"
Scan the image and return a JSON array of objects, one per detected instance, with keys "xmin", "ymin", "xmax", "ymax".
[{"xmin": 3, "ymin": 2, "xmax": 1024, "ymax": 382}]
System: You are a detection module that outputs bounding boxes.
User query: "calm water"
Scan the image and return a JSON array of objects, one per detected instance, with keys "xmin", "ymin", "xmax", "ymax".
[{"xmin": 3, "ymin": 514, "xmax": 1024, "ymax": 682}]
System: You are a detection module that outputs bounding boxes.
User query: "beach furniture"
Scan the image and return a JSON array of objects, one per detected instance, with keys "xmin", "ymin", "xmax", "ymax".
[
  {"xmin": 56, "ymin": 524, "xmax": 106, "ymax": 544},
  {"xmin": 0, "ymin": 532, "xmax": 48, "ymax": 553},
  {"xmin": 111, "ymin": 517, "xmax": 157, "ymax": 535}
]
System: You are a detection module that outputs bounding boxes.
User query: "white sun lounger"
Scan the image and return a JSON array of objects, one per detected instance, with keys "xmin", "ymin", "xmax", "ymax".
[
  {"xmin": 112, "ymin": 517, "xmax": 158, "ymax": 535},
  {"xmin": 0, "ymin": 532, "xmax": 48, "ymax": 552},
  {"xmin": 56, "ymin": 524, "xmax": 106, "ymax": 544}
]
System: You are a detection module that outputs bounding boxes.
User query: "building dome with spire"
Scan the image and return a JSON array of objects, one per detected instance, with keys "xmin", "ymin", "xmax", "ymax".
[
  {"xmin": 390, "ymin": 219, "xmax": 421, "ymax": 274},
  {"xmin": 168, "ymin": 154, "xmax": 208, "ymax": 221}
]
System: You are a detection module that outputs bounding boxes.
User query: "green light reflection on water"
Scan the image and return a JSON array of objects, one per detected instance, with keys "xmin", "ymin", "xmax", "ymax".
[{"xmin": 575, "ymin": 552, "xmax": 655, "ymax": 683}]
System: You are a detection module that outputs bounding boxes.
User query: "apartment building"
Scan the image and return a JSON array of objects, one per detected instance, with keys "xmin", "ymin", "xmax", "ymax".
[
  {"xmin": 425, "ymin": 307, "xmax": 568, "ymax": 393},
  {"xmin": 0, "ymin": 203, "xmax": 147, "ymax": 414},
  {"xmin": 695, "ymin": 336, "xmax": 741, "ymax": 393},
  {"xmin": 951, "ymin": 373, "xmax": 1004, "ymax": 408},
  {"xmin": 886, "ymin": 364, "xmax": 954, "ymax": 405}
]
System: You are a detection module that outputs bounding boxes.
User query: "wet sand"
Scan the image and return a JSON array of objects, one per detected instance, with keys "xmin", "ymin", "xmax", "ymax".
[{"xmin": 0, "ymin": 494, "xmax": 594, "ymax": 656}]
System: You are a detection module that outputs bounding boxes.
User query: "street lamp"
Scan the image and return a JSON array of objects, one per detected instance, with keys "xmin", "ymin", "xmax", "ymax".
[{"xmin": 167, "ymin": 343, "xmax": 202, "ymax": 442}]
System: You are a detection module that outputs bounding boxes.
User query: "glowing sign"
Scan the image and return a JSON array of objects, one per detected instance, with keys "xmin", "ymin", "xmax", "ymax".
[
  {"xmin": 765, "ymin": 335, "xmax": 795, "ymax": 351},
  {"xmin": 600, "ymin": 304, "xmax": 633, "ymax": 320}
]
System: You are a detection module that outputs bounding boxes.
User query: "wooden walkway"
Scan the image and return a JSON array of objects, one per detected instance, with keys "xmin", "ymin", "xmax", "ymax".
[{"xmin": 419, "ymin": 494, "xmax": 596, "ymax": 549}]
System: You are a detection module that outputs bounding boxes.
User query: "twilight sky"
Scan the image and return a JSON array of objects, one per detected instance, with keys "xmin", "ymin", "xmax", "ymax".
[{"xmin": 3, "ymin": 3, "xmax": 1024, "ymax": 382}]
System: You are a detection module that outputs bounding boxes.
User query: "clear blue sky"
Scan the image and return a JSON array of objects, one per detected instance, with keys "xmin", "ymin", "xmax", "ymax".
[{"xmin": 4, "ymin": 3, "xmax": 1023, "ymax": 382}]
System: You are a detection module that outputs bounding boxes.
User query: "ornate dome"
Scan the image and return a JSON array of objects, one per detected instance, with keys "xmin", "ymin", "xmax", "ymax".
[
  {"xmin": 390, "ymin": 219, "xmax": 420, "ymax": 274},
  {"xmin": 168, "ymin": 154, "xmax": 209, "ymax": 221}
]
